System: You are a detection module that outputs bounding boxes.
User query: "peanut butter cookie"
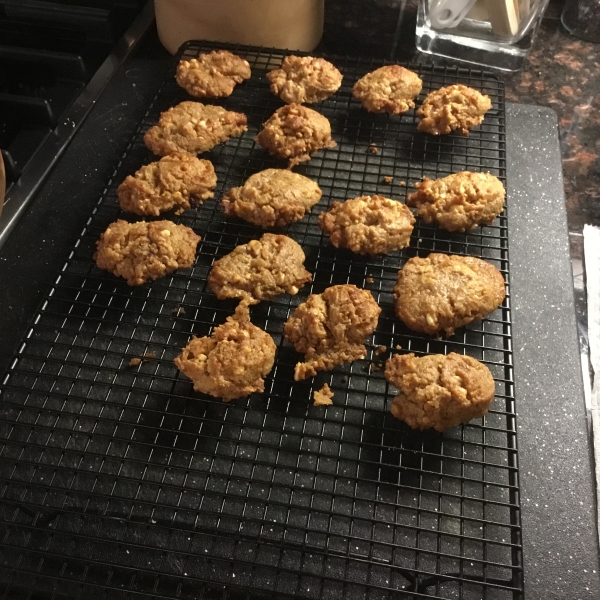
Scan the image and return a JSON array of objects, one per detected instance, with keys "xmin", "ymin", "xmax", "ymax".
[
  {"xmin": 318, "ymin": 195, "xmax": 415, "ymax": 254},
  {"xmin": 385, "ymin": 352, "xmax": 495, "ymax": 431},
  {"xmin": 118, "ymin": 153, "xmax": 217, "ymax": 216},
  {"xmin": 417, "ymin": 84, "xmax": 491, "ymax": 135},
  {"xmin": 222, "ymin": 169, "xmax": 322, "ymax": 227},
  {"xmin": 394, "ymin": 253, "xmax": 505, "ymax": 337},
  {"xmin": 254, "ymin": 104, "xmax": 336, "ymax": 168},
  {"xmin": 284, "ymin": 284, "xmax": 381, "ymax": 380},
  {"xmin": 175, "ymin": 50, "xmax": 251, "ymax": 98},
  {"xmin": 406, "ymin": 171, "xmax": 505, "ymax": 232},
  {"xmin": 267, "ymin": 56, "xmax": 343, "ymax": 104},
  {"xmin": 352, "ymin": 65, "xmax": 422, "ymax": 115},
  {"xmin": 208, "ymin": 233, "xmax": 312, "ymax": 305},
  {"xmin": 144, "ymin": 101, "xmax": 247, "ymax": 156},
  {"xmin": 174, "ymin": 304, "xmax": 276, "ymax": 401},
  {"xmin": 94, "ymin": 220, "xmax": 200, "ymax": 286}
]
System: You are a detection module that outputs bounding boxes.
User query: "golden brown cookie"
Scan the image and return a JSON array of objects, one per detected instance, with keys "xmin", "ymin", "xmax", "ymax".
[
  {"xmin": 352, "ymin": 65, "xmax": 423, "ymax": 115},
  {"xmin": 417, "ymin": 84, "xmax": 491, "ymax": 135},
  {"xmin": 222, "ymin": 169, "xmax": 322, "ymax": 227},
  {"xmin": 267, "ymin": 56, "xmax": 343, "ymax": 104},
  {"xmin": 175, "ymin": 50, "xmax": 251, "ymax": 98},
  {"xmin": 406, "ymin": 171, "xmax": 505, "ymax": 232},
  {"xmin": 208, "ymin": 233, "xmax": 312, "ymax": 305},
  {"xmin": 144, "ymin": 101, "xmax": 247, "ymax": 156},
  {"xmin": 94, "ymin": 220, "xmax": 200, "ymax": 286},
  {"xmin": 254, "ymin": 104, "xmax": 336, "ymax": 168},
  {"xmin": 117, "ymin": 153, "xmax": 217, "ymax": 216},
  {"xmin": 394, "ymin": 253, "xmax": 505, "ymax": 337},
  {"xmin": 385, "ymin": 352, "xmax": 495, "ymax": 431},
  {"xmin": 174, "ymin": 304, "xmax": 276, "ymax": 401},
  {"xmin": 318, "ymin": 195, "xmax": 415, "ymax": 254},
  {"xmin": 284, "ymin": 284, "xmax": 381, "ymax": 380}
]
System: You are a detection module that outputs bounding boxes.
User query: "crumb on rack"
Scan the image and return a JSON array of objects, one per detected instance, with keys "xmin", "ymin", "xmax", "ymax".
[
  {"xmin": 383, "ymin": 175, "xmax": 393, "ymax": 183},
  {"xmin": 128, "ymin": 351, "xmax": 156, "ymax": 367},
  {"xmin": 395, "ymin": 344, "xmax": 402, "ymax": 350},
  {"xmin": 369, "ymin": 144, "xmax": 378, "ymax": 154},
  {"xmin": 313, "ymin": 383, "xmax": 334, "ymax": 406},
  {"xmin": 375, "ymin": 345, "xmax": 387, "ymax": 355},
  {"xmin": 342, "ymin": 376, "xmax": 348, "ymax": 383},
  {"xmin": 172, "ymin": 305, "xmax": 186, "ymax": 316},
  {"xmin": 366, "ymin": 276, "xmax": 374, "ymax": 284},
  {"xmin": 399, "ymin": 180, "xmax": 406, "ymax": 186},
  {"xmin": 371, "ymin": 362, "xmax": 383, "ymax": 372}
]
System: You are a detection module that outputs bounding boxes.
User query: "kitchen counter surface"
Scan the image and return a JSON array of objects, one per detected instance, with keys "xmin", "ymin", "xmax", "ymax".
[{"xmin": 0, "ymin": 1, "xmax": 598, "ymax": 598}]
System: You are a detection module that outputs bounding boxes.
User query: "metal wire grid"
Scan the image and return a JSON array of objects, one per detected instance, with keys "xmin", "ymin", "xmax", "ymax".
[{"xmin": 0, "ymin": 41, "xmax": 521, "ymax": 600}]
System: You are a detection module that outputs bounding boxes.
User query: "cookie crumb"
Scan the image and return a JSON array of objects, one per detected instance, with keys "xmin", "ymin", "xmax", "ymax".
[
  {"xmin": 366, "ymin": 277, "xmax": 374, "ymax": 284},
  {"xmin": 371, "ymin": 362, "xmax": 383, "ymax": 372},
  {"xmin": 395, "ymin": 345, "xmax": 402, "ymax": 350},
  {"xmin": 369, "ymin": 144, "xmax": 378, "ymax": 154},
  {"xmin": 313, "ymin": 383, "xmax": 334, "ymax": 406},
  {"xmin": 172, "ymin": 305, "xmax": 186, "ymax": 316},
  {"xmin": 383, "ymin": 175, "xmax": 393, "ymax": 183},
  {"xmin": 128, "ymin": 352, "xmax": 155, "ymax": 368},
  {"xmin": 399, "ymin": 181, "xmax": 406, "ymax": 186},
  {"xmin": 342, "ymin": 376, "xmax": 348, "ymax": 383},
  {"xmin": 375, "ymin": 345, "xmax": 387, "ymax": 355}
]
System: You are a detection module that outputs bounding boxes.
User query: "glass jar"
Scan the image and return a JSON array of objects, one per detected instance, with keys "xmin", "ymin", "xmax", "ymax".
[
  {"xmin": 561, "ymin": 0, "xmax": 600, "ymax": 43},
  {"xmin": 415, "ymin": 0, "xmax": 550, "ymax": 71}
]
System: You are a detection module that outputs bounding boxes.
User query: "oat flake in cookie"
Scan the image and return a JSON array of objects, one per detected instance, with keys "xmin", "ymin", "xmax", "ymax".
[
  {"xmin": 267, "ymin": 55, "xmax": 343, "ymax": 104},
  {"xmin": 407, "ymin": 171, "xmax": 505, "ymax": 232},
  {"xmin": 394, "ymin": 253, "xmax": 506, "ymax": 337},
  {"xmin": 144, "ymin": 101, "xmax": 247, "ymax": 156},
  {"xmin": 208, "ymin": 233, "xmax": 312, "ymax": 305},
  {"xmin": 254, "ymin": 104, "xmax": 336, "ymax": 168},
  {"xmin": 352, "ymin": 65, "xmax": 423, "ymax": 115},
  {"xmin": 222, "ymin": 169, "xmax": 322, "ymax": 228},
  {"xmin": 176, "ymin": 50, "xmax": 251, "ymax": 98},
  {"xmin": 94, "ymin": 220, "xmax": 200, "ymax": 286},
  {"xmin": 118, "ymin": 153, "xmax": 217, "ymax": 216},
  {"xmin": 174, "ymin": 304, "xmax": 276, "ymax": 402},
  {"xmin": 385, "ymin": 352, "xmax": 495, "ymax": 431},
  {"xmin": 318, "ymin": 195, "xmax": 415, "ymax": 255},
  {"xmin": 284, "ymin": 284, "xmax": 381, "ymax": 380},
  {"xmin": 417, "ymin": 84, "xmax": 491, "ymax": 136}
]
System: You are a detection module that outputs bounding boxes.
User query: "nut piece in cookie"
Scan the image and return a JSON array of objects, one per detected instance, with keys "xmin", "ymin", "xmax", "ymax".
[
  {"xmin": 417, "ymin": 84, "xmax": 491, "ymax": 136},
  {"xmin": 267, "ymin": 56, "xmax": 343, "ymax": 104},
  {"xmin": 394, "ymin": 253, "xmax": 505, "ymax": 337},
  {"xmin": 406, "ymin": 171, "xmax": 505, "ymax": 232},
  {"xmin": 144, "ymin": 101, "xmax": 247, "ymax": 156},
  {"xmin": 385, "ymin": 352, "xmax": 495, "ymax": 431},
  {"xmin": 174, "ymin": 304, "xmax": 276, "ymax": 401},
  {"xmin": 254, "ymin": 104, "xmax": 336, "ymax": 168},
  {"xmin": 208, "ymin": 233, "xmax": 312, "ymax": 305},
  {"xmin": 222, "ymin": 169, "xmax": 322, "ymax": 227},
  {"xmin": 94, "ymin": 220, "xmax": 200, "ymax": 286},
  {"xmin": 118, "ymin": 153, "xmax": 217, "ymax": 216},
  {"xmin": 318, "ymin": 195, "xmax": 415, "ymax": 255},
  {"xmin": 176, "ymin": 50, "xmax": 251, "ymax": 98},
  {"xmin": 284, "ymin": 284, "xmax": 381, "ymax": 380},
  {"xmin": 352, "ymin": 65, "xmax": 423, "ymax": 115}
]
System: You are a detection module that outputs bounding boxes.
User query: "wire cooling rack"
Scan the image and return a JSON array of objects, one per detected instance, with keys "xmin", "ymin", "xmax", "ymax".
[{"xmin": 0, "ymin": 41, "xmax": 521, "ymax": 599}]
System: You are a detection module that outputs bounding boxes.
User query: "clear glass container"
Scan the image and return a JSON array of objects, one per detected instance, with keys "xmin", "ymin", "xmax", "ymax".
[{"xmin": 416, "ymin": 0, "xmax": 550, "ymax": 71}]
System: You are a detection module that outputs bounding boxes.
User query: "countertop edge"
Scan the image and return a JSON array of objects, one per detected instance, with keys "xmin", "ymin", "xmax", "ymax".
[{"xmin": 506, "ymin": 102, "xmax": 600, "ymax": 599}]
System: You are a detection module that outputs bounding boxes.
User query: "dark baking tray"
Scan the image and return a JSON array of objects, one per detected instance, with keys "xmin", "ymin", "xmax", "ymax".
[{"xmin": 0, "ymin": 41, "xmax": 521, "ymax": 599}]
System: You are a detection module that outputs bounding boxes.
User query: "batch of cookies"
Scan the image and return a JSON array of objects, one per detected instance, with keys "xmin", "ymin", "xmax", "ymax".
[{"xmin": 94, "ymin": 49, "xmax": 506, "ymax": 433}]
